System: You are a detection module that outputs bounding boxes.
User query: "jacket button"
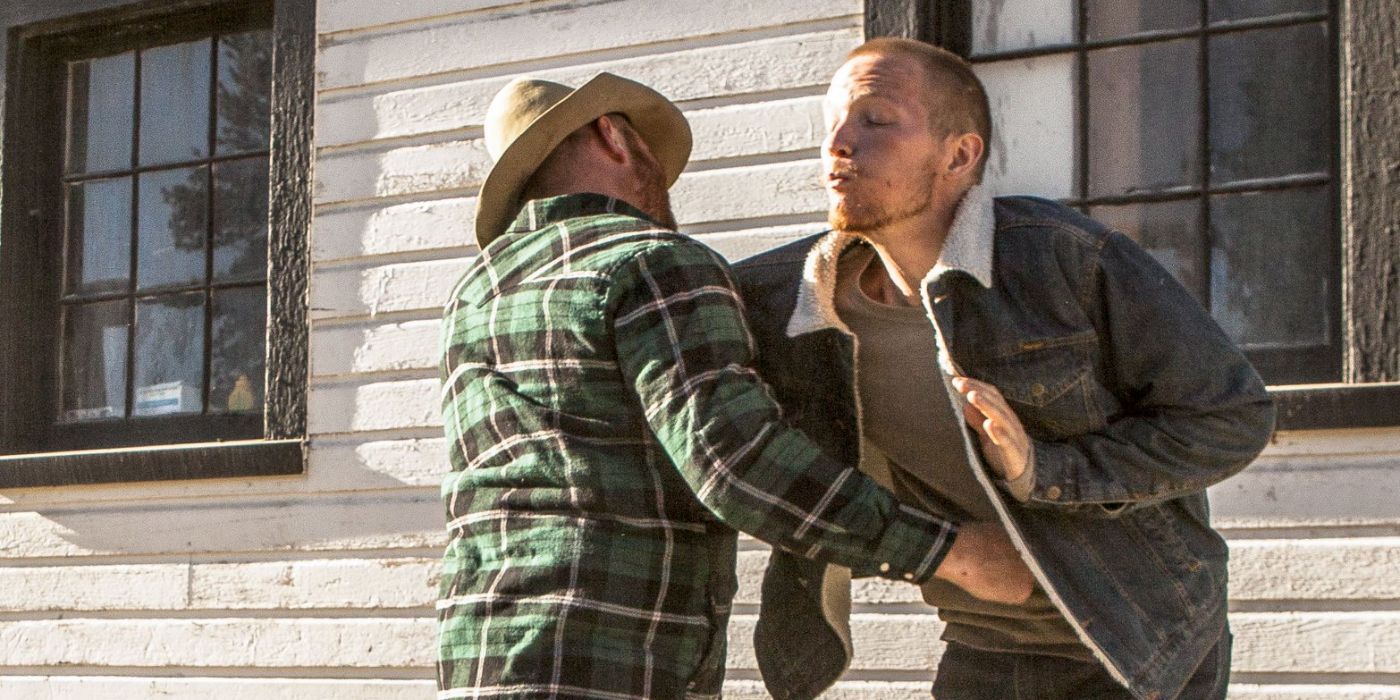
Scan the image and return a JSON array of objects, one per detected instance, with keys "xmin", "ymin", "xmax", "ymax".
[
  {"xmin": 1030, "ymin": 383, "xmax": 1046, "ymax": 397},
  {"xmin": 1045, "ymin": 485, "xmax": 1063, "ymax": 500},
  {"xmin": 879, "ymin": 562, "xmax": 890, "ymax": 573}
]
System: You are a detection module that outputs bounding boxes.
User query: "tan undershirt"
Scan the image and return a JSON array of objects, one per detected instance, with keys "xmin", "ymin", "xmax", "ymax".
[{"xmin": 835, "ymin": 244, "xmax": 1090, "ymax": 661}]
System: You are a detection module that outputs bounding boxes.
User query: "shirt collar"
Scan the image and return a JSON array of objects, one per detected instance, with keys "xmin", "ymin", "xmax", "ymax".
[{"xmin": 503, "ymin": 192, "xmax": 657, "ymax": 237}]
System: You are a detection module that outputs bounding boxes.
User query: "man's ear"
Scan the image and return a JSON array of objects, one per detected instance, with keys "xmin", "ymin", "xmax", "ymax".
[
  {"xmin": 945, "ymin": 132, "xmax": 985, "ymax": 179},
  {"xmin": 592, "ymin": 114, "xmax": 632, "ymax": 165}
]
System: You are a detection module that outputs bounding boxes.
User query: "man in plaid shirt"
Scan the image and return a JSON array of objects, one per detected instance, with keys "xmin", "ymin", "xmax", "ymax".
[{"xmin": 437, "ymin": 73, "xmax": 1031, "ymax": 699}]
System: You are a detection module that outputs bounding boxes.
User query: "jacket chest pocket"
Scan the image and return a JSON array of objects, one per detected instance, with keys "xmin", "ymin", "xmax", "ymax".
[{"xmin": 964, "ymin": 330, "xmax": 1102, "ymax": 441}]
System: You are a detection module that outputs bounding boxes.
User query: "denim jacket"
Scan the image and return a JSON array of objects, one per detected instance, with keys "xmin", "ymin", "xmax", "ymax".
[{"xmin": 733, "ymin": 189, "xmax": 1276, "ymax": 700}]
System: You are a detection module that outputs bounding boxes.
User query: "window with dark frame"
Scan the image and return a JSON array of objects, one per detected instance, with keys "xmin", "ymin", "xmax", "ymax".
[
  {"xmin": 957, "ymin": 1, "xmax": 1339, "ymax": 386},
  {"xmin": 0, "ymin": 0, "xmax": 312, "ymax": 485},
  {"xmin": 867, "ymin": 0, "xmax": 1400, "ymax": 428},
  {"xmin": 59, "ymin": 19, "xmax": 272, "ymax": 447}
]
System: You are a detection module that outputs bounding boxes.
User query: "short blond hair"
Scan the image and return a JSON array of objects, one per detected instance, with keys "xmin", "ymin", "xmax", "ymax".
[{"xmin": 847, "ymin": 38, "xmax": 992, "ymax": 180}]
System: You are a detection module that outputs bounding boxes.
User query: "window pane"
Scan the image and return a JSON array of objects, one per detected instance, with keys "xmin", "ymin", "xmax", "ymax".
[
  {"xmin": 216, "ymin": 29, "xmax": 273, "ymax": 156},
  {"xmin": 1087, "ymin": 39, "xmax": 1201, "ymax": 197},
  {"xmin": 971, "ymin": 0, "xmax": 1075, "ymax": 56},
  {"xmin": 60, "ymin": 300, "xmax": 129, "ymax": 422},
  {"xmin": 1209, "ymin": 23, "xmax": 1330, "ymax": 183},
  {"xmin": 1209, "ymin": 187, "xmax": 1331, "ymax": 350},
  {"xmin": 65, "ymin": 177, "xmax": 132, "ymax": 296},
  {"xmin": 133, "ymin": 293, "xmax": 205, "ymax": 416},
  {"xmin": 139, "ymin": 39, "xmax": 211, "ymax": 166},
  {"xmin": 1086, "ymin": 1, "xmax": 1198, "ymax": 40},
  {"xmin": 1089, "ymin": 199, "xmax": 1205, "ymax": 303},
  {"xmin": 976, "ymin": 55, "xmax": 1077, "ymax": 198},
  {"xmin": 66, "ymin": 52, "xmax": 134, "ymax": 174},
  {"xmin": 213, "ymin": 157, "xmax": 268, "ymax": 283},
  {"xmin": 1210, "ymin": 0, "xmax": 1324, "ymax": 22},
  {"xmin": 138, "ymin": 166, "xmax": 208, "ymax": 290},
  {"xmin": 210, "ymin": 287, "xmax": 265, "ymax": 414}
]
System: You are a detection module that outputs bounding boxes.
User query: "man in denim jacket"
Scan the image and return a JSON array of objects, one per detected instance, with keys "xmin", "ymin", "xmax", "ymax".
[{"xmin": 735, "ymin": 38, "xmax": 1276, "ymax": 700}]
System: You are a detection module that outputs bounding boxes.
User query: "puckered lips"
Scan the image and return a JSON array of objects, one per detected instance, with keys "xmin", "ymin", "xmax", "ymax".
[{"xmin": 825, "ymin": 164, "xmax": 858, "ymax": 192}]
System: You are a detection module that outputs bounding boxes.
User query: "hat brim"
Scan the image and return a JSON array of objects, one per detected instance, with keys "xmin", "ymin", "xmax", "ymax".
[{"xmin": 474, "ymin": 73, "xmax": 692, "ymax": 248}]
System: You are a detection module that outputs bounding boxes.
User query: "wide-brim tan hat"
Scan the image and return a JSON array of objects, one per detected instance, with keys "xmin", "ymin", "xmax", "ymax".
[{"xmin": 474, "ymin": 72, "xmax": 692, "ymax": 247}]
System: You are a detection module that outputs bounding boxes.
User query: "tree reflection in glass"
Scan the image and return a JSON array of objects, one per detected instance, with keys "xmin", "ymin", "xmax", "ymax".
[
  {"xmin": 138, "ymin": 166, "xmax": 207, "ymax": 290},
  {"xmin": 211, "ymin": 288, "xmax": 266, "ymax": 413},
  {"xmin": 217, "ymin": 30, "xmax": 272, "ymax": 156},
  {"xmin": 213, "ymin": 157, "xmax": 269, "ymax": 283},
  {"xmin": 58, "ymin": 25, "xmax": 272, "ymax": 424}
]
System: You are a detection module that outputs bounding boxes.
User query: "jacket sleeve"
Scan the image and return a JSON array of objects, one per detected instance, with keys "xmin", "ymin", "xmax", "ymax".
[
  {"xmin": 1018, "ymin": 231, "xmax": 1276, "ymax": 514},
  {"xmin": 610, "ymin": 238, "xmax": 958, "ymax": 582}
]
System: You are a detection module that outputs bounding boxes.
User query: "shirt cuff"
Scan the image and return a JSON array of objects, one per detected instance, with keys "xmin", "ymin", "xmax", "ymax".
[
  {"xmin": 867, "ymin": 503, "xmax": 959, "ymax": 585},
  {"xmin": 996, "ymin": 442, "xmax": 1036, "ymax": 503}
]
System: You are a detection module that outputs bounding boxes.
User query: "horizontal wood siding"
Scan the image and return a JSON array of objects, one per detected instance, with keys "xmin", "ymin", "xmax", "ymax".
[{"xmin": 1, "ymin": 1, "xmax": 1397, "ymax": 698}]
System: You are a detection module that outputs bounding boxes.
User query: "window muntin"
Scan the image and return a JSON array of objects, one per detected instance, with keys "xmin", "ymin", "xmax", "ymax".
[
  {"xmin": 969, "ymin": 1, "xmax": 1338, "ymax": 385},
  {"xmin": 52, "ymin": 23, "xmax": 272, "ymax": 442}
]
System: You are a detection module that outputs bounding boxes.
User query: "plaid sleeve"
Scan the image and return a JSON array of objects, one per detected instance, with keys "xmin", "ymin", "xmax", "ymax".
[{"xmin": 611, "ymin": 239, "xmax": 958, "ymax": 583}]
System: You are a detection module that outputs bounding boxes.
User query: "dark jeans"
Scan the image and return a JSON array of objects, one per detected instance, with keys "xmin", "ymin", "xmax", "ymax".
[{"xmin": 932, "ymin": 633, "xmax": 1231, "ymax": 700}]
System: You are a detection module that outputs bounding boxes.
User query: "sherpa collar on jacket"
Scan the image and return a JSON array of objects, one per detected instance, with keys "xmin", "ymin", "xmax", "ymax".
[{"xmin": 786, "ymin": 184, "xmax": 995, "ymax": 338}]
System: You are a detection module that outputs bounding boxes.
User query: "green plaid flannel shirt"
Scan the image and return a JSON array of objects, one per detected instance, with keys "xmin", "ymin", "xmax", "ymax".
[{"xmin": 437, "ymin": 194, "xmax": 958, "ymax": 699}]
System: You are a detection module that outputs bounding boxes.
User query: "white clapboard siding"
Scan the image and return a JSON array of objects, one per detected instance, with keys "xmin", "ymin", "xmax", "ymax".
[
  {"xmin": 0, "ymin": 492, "xmax": 440, "ymax": 559},
  {"xmin": 1226, "ymin": 687, "xmax": 1400, "ymax": 699},
  {"xmin": 316, "ymin": 27, "xmax": 855, "ymax": 148},
  {"xmin": 4, "ymin": 678, "xmax": 1397, "ymax": 700},
  {"xmin": 314, "ymin": 107, "xmax": 822, "ymax": 252},
  {"xmin": 82, "ymin": 610, "xmax": 1332, "ymax": 678},
  {"xmin": 312, "ymin": 197, "xmax": 478, "ymax": 265},
  {"xmin": 1209, "ymin": 451, "xmax": 1400, "ymax": 529},
  {"xmin": 0, "ymin": 678, "xmax": 436, "ymax": 700},
  {"xmin": 0, "ymin": 618, "xmax": 436, "ymax": 669},
  {"xmin": 312, "ymin": 95, "xmax": 823, "ymax": 263},
  {"xmin": 307, "ymin": 162, "xmax": 824, "ymax": 323},
  {"xmin": 304, "ymin": 437, "xmax": 449, "ymax": 489},
  {"xmin": 314, "ymin": 105, "xmax": 824, "ymax": 209},
  {"xmin": 724, "ymin": 612, "xmax": 1400, "ymax": 674},
  {"xmin": 318, "ymin": 0, "xmax": 520, "ymax": 35},
  {"xmin": 308, "ymin": 224, "xmax": 824, "ymax": 381},
  {"xmin": 0, "ymin": 558, "xmax": 439, "ymax": 612},
  {"xmin": 0, "ymin": 436, "xmax": 442, "ymax": 509},
  {"xmin": 7, "ymin": 0, "xmax": 1397, "ymax": 698},
  {"xmin": 312, "ymin": 319, "xmax": 444, "ymax": 378},
  {"xmin": 308, "ymin": 378, "xmax": 441, "ymax": 435},
  {"xmin": 719, "ymin": 681, "xmax": 1400, "ymax": 700},
  {"xmin": 316, "ymin": 0, "xmax": 859, "ymax": 91},
  {"xmin": 5, "ymin": 536, "xmax": 1395, "ymax": 614}
]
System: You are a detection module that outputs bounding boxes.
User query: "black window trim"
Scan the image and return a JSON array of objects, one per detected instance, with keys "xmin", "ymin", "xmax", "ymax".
[
  {"xmin": 866, "ymin": 0, "xmax": 1400, "ymax": 431},
  {"xmin": 0, "ymin": 0, "xmax": 313, "ymax": 487}
]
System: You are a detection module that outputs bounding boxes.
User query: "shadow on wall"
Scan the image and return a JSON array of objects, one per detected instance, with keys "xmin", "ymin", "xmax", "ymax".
[
  {"xmin": 2, "ymin": 490, "xmax": 443, "ymax": 558},
  {"xmin": 0, "ymin": 438, "xmax": 448, "ymax": 558}
]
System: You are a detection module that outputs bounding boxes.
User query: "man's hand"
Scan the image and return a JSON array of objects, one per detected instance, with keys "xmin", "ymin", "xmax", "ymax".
[
  {"xmin": 933, "ymin": 522, "xmax": 1034, "ymax": 605},
  {"xmin": 953, "ymin": 376, "xmax": 1030, "ymax": 481}
]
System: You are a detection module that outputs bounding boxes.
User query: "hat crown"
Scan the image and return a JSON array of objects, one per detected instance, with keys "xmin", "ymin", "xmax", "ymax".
[{"xmin": 485, "ymin": 78, "xmax": 574, "ymax": 160}]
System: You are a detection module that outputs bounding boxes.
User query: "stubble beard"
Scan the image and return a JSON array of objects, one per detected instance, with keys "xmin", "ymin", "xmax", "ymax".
[
  {"xmin": 635, "ymin": 176, "xmax": 678, "ymax": 231},
  {"xmin": 625, "ymin": 132, "xmax": 679, "ymax": 231},
  {"xmin": 827, "ymin": 160, "xmax": 940, "ymax": 237}
]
